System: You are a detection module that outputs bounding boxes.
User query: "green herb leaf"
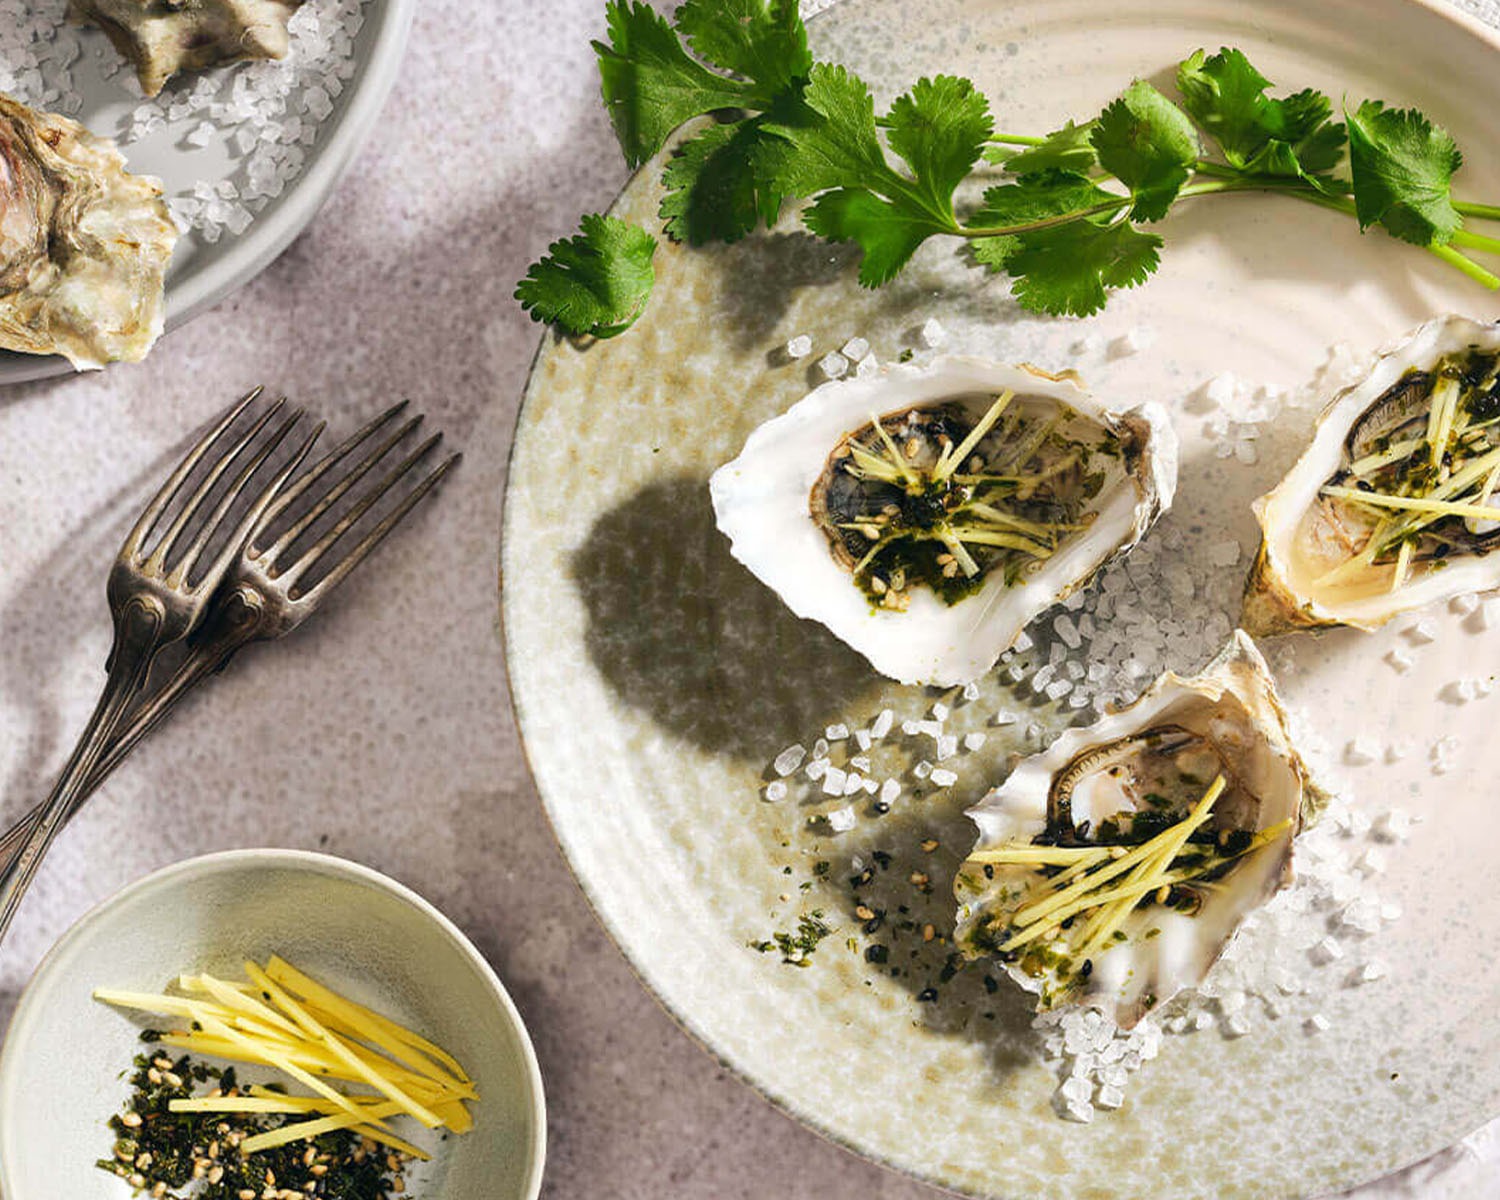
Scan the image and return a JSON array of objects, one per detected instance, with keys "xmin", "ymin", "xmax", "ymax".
[
  {"xmin": 1175, "ymin": 49, "xmax": 1331, "ymax": 164},
  {"xmin": 1002, "ymin": 219, "xmax": 1162, "ymax": 316},
  {"xmin": 659, "ymin": 118, "xmax": 783, "ymax": 243},
  {"xmin": 594, "ymin": 0, "xmax": 757, "ymax": 167},
  {"xmin": 884, "ymin": 75, "xmax": 993, "ymax": 220},
  {"xmin": 674, "ymin": 0, "xmax": 810, "ymax": 95},
  {"xmin": 1346, "ymin": 99, "xmax": 1464, "ymax": 245},
  {"xmin": 514, "ymin": 214, "xmax": 658, "ymax": 338},
  {"xmin": 804, "ymin": 188, "xmax": 942, "ymax": 285},
  {"xmin": 969, "ymin": 169, "xmax": 1124, "ymax": 229},
  {"xmin": 755, "ymin": 62, "xmax": 895, "ymax": 196},
  {"xmin": 1091, "ymin": 81, "xmax": 1200, "ymax": 221},
  {"xmin": 988, "ymin": 120, "xmax": 1099, "ymax": 175}
]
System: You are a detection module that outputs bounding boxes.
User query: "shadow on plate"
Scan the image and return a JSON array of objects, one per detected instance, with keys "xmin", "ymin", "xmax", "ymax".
[{"xmin": 569, "ymin": 475, "xmax": 877, "ymax": 762}]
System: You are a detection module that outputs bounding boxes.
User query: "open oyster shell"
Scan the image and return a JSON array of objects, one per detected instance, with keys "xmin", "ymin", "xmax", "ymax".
[
  {"xmin": 709, "ymin": 356, "xmax": 1178, "ymax": 686},
  {"xmin": 1245, "ymin": 314, "xmax": 1500, "ymax": 635},
  {"xmin": 0, "ymin": 94, "xmax": 179, "ymax": 369},
  {"xmin": 954, "ymin": 632, "xmax": 1308, "ymax": 1028},
  {"xmin": 67, "ymin": 0, "xmax": 306, "ymax": 97}
]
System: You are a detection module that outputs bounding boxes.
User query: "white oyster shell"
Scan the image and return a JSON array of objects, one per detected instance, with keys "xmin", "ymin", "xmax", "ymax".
[
  {"xmin": 0, "ymin": 94, "xmax": 179, "ymax": 369},
  {"xmin": 709, "ymin": 356, "xmax": 1177, "ymax": 686},
  {"xmin": 68, "ymin": 0, "xmax": 306, "ymax": 97},
  {"xmin": 1245, "ymin": 314, "xmax": 1500, "ymax": 635},
  {"xmin": 954, "ymin": 632, "xmax": 1307, "ymax": 1028}
]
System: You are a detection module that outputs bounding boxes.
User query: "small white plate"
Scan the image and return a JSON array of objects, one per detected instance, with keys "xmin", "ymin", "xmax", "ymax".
[
  {"xmin": 0, "ymin": 0, "xmax": 416, "ymax": 385},
  {"xmin": 0, "ymin": 849, "xmax": 546, "ymax": 1200}
]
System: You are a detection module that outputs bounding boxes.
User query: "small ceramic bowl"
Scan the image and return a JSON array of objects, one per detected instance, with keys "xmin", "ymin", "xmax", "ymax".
[{"xmin": 0, "ymin": 849, "xmax": 545, "ymax": 1200}]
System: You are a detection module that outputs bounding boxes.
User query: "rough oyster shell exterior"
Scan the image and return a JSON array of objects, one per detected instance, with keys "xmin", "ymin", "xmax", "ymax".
[
  {"xmin": 709, "ymin": 356, "xmax": 1178, "ymax": 686},
  {"xmin": 0, "ymin": 94, "xmax": 179, "ymax": 369},
  {"xmin": 67, "ymin": 0, "xmax": 307, "ymax": 97},
  {"xmin": 954, "ymin": 632, "xmax": 1308, "ymax": 1028}
]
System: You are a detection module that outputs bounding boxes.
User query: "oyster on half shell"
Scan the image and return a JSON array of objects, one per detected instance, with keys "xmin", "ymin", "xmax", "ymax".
[
  {"xmin": 954, "ymin": 633, "xmax": 1309, "ymax": 1028},
  {"xmin": 710, "ymin": 357, "xmax": 1177, "ymax": 686},
  {"xmin": 0, "ymin": 94, "xmax": 179, "ymax": 369},
  {"xmin": 67, "ymin": 0, "xmax": 307, "ymax": 97},
  {"xmin": 1245, "ymin": 315, "xmax": 1500, "ymax": 635}
]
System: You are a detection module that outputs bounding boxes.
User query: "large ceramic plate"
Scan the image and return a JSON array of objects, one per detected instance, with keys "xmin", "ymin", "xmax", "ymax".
[
  {"xmin": 502, "ymin": 1, "xmax": 1500, "ymax": 1196},
  {"xmin": 0, "ymin": 0, "xmax": 416, "ymax": 385}
]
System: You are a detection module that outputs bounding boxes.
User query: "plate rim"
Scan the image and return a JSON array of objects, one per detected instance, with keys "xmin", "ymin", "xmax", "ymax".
[
  {"xmin": 498, "ymin": 1, "xmax": 1500, "ymax": 1195},
  {"xmin": 0, "ymin": 0, "xmax": 420, "ymax": 387}
]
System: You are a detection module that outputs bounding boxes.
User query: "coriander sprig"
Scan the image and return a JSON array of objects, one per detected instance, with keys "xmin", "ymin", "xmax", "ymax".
[{"xmin": 515, "ymin": 2, "xmax": 1500, "ymax": 338}]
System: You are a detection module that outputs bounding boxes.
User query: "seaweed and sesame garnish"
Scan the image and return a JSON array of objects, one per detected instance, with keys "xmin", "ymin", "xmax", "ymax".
[
  {"xmin": 809, "ymin": 393, "xmax": 1118, "ymax": 609},
  {"xmin": 98, "ymin": 1039, "xmax": 413, "ymax": 1200},
  {"xmin": 750, "ymin": 911, "xmax": 834, "ymax": 966},
  {"xmin": 1317, "ymin": 348, "xmax": 1500, "ymax": 592}
]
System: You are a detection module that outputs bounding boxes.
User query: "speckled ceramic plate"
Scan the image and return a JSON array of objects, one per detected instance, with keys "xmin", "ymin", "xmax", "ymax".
[
  {"xmin": 0, "ymin": 0, "xmax": 416, "ymax": 385},
  {"xmin": 502, "ymin": 2, "xmax": 1500, "ymax": 1196}
]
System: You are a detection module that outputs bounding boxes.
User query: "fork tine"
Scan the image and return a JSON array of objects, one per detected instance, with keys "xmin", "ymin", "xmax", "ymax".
[
  {"xmin": 295, "ymin": 453, "xmax": 460, "ymax": 606},
  {"xmin": 121, "ymin": 387, "xmax": 263, "ymax": 561},
  {"xmin": 259, "ymin": 411, "xmax": 423, "ymax": 564},
  {"xmin": 169, "ymin": 411, "xmax": 319, "ymax": 586},
  {"xmin": 277, "ymin": 432, "xmax": 445, "ymax": 590},
  {"xmin": 146, "ymin": 396, "xmax": 287, "ymax": 573},
  {"xmin": 252, "ymin": 401, "xmax": 411, "ymax": 549}
]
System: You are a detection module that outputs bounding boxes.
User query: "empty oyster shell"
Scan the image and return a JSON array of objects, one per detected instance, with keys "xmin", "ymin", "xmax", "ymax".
[
  {"xmin": 954, "ymin": 632, "xmax": 1308, "ymax": 1028},
  {"xmin": 1245, "ymin": 315, "xmax": 1500, "ymax": 635},
  {"xmin": 68, "ymin": 0, "xmax": 306, "ymax": 97},
  {"xmin": 0, "ymin": 94, "xmax": 179, "ymax": 369},
  {"xmin": 709, "ymin": 356, "xmax": 1177, "ymax": 686}
]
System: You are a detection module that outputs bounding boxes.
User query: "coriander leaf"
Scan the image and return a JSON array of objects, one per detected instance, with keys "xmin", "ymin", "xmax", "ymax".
[
  {"xmin": 1092, "ymin": 81, "xmax": 1200, "ymax": 221},
  {"xmin": 659, "ymin": 118, "xmax": 783, "ymax": 243},
  {"xmin": 594, "ymin": 0, "xmax": 756, "ymax": 167},
  {"xmin": 755, "ymin": 63, "xmax": 896, "ymax": 197},
  {"xmin": 804, "ymin": 188, "xmax": 941, "ymax": 285},
  {"xmin": 674, "ymin": 0, "xmax": 810, "ymax": 95},
  {"xmin": 1176, "ymin": 48, "xmax": 1341, "ymax": 170},
  {"xmin": 884, "ymin": 75, "xmax": 993, "ymax": 220},
  {"xmin": 1002, "ymin": 219, "xmax": 1162, "ymax": 316},
  {"xmin": 515, "ymin": 214, "xmax": 657, "ymax": 338},
  {"xmin": 987, "ymin": 120, "xmax": 1098, "ymax": 175},
  {"xmin": 1346, "ymin": 99, "xmax": 1463, "ymax": 245},
  {"xmin": 969, "ymin": 169, "xmax": 1124, "ymax": 230},
  {"xmin": 970, "ymin": 233, "xmax": 1019, "ymax": 271}
]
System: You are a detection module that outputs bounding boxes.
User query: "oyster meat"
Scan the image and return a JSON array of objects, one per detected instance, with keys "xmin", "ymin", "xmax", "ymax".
[
  {"xmin": 954, "ymin": 633, "xmax": 1309, "ymax": 1028},
  {"xmin": 0, "ymin": 94, "xmax": 179, "ymax": 369},
  {"xmin": 710, "ymin": 357, "xmax": 1177, "ymax": 686},
  {"xmin": 1246, "ymin": 315, "xmax": 1500, "ymax": 634},
  {"xmin": 67, "ymin": 0, "xmax": 307, "ymax": 97}
]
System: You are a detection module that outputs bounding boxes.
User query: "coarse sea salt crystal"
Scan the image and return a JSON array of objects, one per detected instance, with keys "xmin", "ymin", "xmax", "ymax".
[
  {"xmin": 993, "ymin": 710, "xmax": 1018, "ymax": 726},
  {"xmin": 1451, "ymin": 592, "xmax": 1480, "ymax": 615},
  {"xmin": 1371, "ymin": 810, "xmax": 1412, "ymax": 842},
  {"xmin": 764, "ymin": 780, "xmax": 788, "ymax": 802},
  {"xmin": 931, "ymin": 701, "xmax": 950, "ymax": 721},
  {"xmin": 962, "ymin": 681, "xmax": 981, "ymax": 702},
  {"xmin": 1384, "ymin": 648, "xmax": 1414, "ymax": 674},
  {"xmin": 822, "ymin": 766, "xmax": 847, "ymax": 796},
  {"xmin": 963, "ymin": 732, "xmax": 987, "ymax": 752},
  {"xmin": 819, "ymin": 351, "xmax": 849, "ymax": 379},
  {"xmin": 935, "ymin": 734, "xmax": 959, "ymax": 761},
  {"xmin": 1407, "ymin": 618, "xmax": 1437, "ymax": 644},
  {"xmin": 843, "ymin": 772, "xmax": 864, "ymax": 796},
  {"xmin": 920, "ymin": 317, "xmax": 946, "ymax": 348},
  {"xmin": 805, "ymin": 758, "xmax": 828, "ymax": 781},
  {"xmin": 850, "ymin": 755, "xmax": 872, "ymax": 772},
  {"xmin": 1384, "ymin": 742, "xmax": 1410, "ymax": 764},
  {"xmin": 854, "ymin": 729, "xmax": 872, "ymax": 751},
  {"xmin": 1441, "ymin": 679, "xmax": 1476, "ymax": 704},
  {"xmin": 914, "ymin": 760, "xmax": 934, "ymax": 780},
  {"xmin": 870, "ymin": 709, "xmax": 895, "ymax": 738},
  {"xmin": 841, "ymin": 336, "xmax": 870, "ymax": 361},
  {"xmin": 1307, "ymin": 1013, "xmax": 1331, "ymax": 1033},
  {"xmin": 1343, "ymin": 737, "xmax": 1377, "ymax": 766},
  {"xmin": 1357, "ymin": 847, "xmax": 1387, "ymax": 875},
  {"xmin": 1095, "ymin": 1085, "xmax": 1124, "ymax": 1110},
  {"xmin": 879, "ymin": 778, "xmax": 900, "ymax": 805},
  {"xmin": 862, "ymin": 777, "xmax": 878, "ymax": 795},
  {"xmin": 827, "ymin": 805, "xmax": 857, "ymax": 832},
  {"xmin": 1311, "ymin": 936, "xmax": 1343, "ymax": 964},
  {"xmin": 813, "ymin": 738, "xmax": 830, "ymax": 758},
  {"xmin": 930, "ymin": 767, "xmax": 959, "ymax": 787},
  {"xmin": 826, "ymin": 723, "xmax": 850, "ymax": 740},
  {"xmin": 774, "ymin": 744, "xmax": 807, "ymax": 776},
  {"xmin": 902, "ymin": 718, "xmax": 921, "ymax": 736},
  {"xmin": 1111, "ymin": 326, "xmax": 1154, "ymax": 357},
  {"xmin": 786, "ymin": 334, "xmax": 812, "ymax": 359}
]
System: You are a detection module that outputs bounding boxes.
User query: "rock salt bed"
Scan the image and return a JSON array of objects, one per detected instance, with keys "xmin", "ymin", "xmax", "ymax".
[{"xmin": 0, "ymin": 0, "xmax": 371, "ymax": 242}]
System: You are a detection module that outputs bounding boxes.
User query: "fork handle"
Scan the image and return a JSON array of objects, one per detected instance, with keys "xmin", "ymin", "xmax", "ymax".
[
  {"xmin": 0, "ymin": 599, "xmax": 260, "ymax": 880},
  {"xmin": 0, "ymin": 598, "xmax": 165, "ymax": 946}
]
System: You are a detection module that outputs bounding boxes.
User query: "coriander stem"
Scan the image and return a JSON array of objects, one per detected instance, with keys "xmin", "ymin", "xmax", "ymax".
[
  {"xmin": 1456, "ymin": 201, "xmax": 1500, "ymax": 221},
  {"xmin": 987, "ymin": 134, "xmax": 1048, "ymax": 146},
  {"xmin": 1429, "ymin": 243, "xmax": 1500, "ymax": 289},
  {"xmin": 1452, "ymin": 228, "xmax": 1500, "ymax": 255}
]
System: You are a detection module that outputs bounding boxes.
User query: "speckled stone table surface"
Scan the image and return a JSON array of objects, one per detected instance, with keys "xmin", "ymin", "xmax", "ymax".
[{"xmin": 2, "ymin": 2, "xmax": 1499, "ymax": 1198}]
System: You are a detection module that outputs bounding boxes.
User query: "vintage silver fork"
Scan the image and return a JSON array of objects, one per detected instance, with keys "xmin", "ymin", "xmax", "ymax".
[
  {"xmin": 0, "ymin": 402, "xmax": 457, "ymax": 875},
  {"xmin": 0, "ymin": 391, "xmax": 317, "ymax": 945}
]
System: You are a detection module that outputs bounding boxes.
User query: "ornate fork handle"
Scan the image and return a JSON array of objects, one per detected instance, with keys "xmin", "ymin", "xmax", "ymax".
[
  {"xmin": 0, "ymin": 588, "xmax": 266, "ymax": 874},
  {"xmin": 0, "ymin": 597, "xmax": 170, "ymax": 940}
]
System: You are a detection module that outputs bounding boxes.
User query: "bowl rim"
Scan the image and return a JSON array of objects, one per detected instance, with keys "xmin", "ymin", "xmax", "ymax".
[{"xmin": 0, "ymin": 847, "xmax": 547, "ymax": 1200}]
